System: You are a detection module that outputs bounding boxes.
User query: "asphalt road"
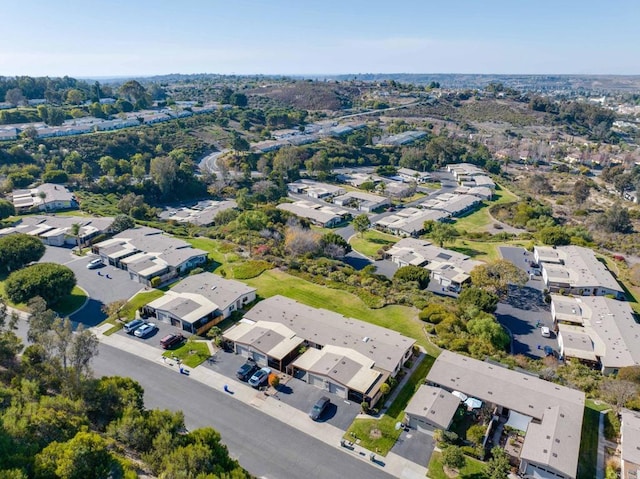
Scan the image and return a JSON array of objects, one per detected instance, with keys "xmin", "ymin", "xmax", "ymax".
[
  {"xmin": 93, "ymin": 343, "xmax": 395, "ymax": 479},
  {"xmin": 40, "ymin": 246, "xmax": 144, "ymax": 327}
]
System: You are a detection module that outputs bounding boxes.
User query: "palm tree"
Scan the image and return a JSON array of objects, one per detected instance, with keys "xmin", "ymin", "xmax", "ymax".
[
  {"xmin": 70, "ymin": 223, "xmax": 81, "ymax": 251},
  {"xmin": 38, "ymin": 191, "xmax": 47, "ymax": 211}
]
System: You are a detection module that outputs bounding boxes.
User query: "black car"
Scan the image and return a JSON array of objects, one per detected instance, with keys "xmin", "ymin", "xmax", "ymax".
[
  {"xmin": 236, "ymin": 359, "xmax": 258, "ymax": 381},
  {"xmin": 309, "ymin": 396, "xmax": 330, "ymax": 421}
]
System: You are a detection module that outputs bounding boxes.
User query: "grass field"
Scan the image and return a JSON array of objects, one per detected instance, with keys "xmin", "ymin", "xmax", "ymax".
[
  {"xmin": 427, "ymin": 451, "xmax": 486, "ymax": 479},
  {"xmin": 447, "ymin": 238, "xmax": 530, "ymax": 262},
  {"xmin": 453, "ymin": 184, "xmax": 519, "ymax": 234},
  {"xmin": 53, "ymin": 286, "xmax": 87, "ymax": 316},
  {"xmin": 349, "ymin": 230, "xmax": 399, "ymax": 258},
  {"xmin": 244, "ymin": 269, "xmax": 430, "ymax": 350},
  {"xmin": 578, "ymin": 400, "xmax": 606, "ymax": 479}
]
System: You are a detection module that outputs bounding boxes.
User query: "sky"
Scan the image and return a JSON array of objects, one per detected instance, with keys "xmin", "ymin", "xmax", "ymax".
[{"xmin": 1, "ymin": 0, "xmax": 639, "ymax": 77}]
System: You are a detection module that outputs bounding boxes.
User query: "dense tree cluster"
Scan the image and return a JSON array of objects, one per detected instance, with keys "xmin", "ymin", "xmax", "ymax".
[
  {"xmin": 4, "ymin": 263, "xmax": 76, "ymax": 306},
  {"xmin": 0, "ymin": 233, "xmax": 46, "ymax": 272}
]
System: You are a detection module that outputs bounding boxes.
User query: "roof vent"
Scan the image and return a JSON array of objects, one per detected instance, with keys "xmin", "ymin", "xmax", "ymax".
[{"xmin": 362, "ymin": 337, "xmax": 370, "ymax": 343}]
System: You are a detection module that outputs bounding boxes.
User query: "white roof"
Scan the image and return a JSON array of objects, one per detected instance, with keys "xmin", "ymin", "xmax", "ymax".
[{"xmin": 621, "ymin": 408, "xmax": 640, "ymax": 466}]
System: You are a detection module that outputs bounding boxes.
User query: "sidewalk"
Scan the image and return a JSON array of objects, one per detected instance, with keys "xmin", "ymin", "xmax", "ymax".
[{"xmin": 96, "ymin": 327, "xmax": 428, "ymax": 479}]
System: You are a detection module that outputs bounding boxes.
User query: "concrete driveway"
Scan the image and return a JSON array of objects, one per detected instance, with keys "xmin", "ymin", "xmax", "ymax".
[
  {"xmin": 204, "ymin": 350, "xmax": 361, "ymax": 431},
  {"xmin": 40, "ymin": 246, "xmax": 144, "ymax": 327}
]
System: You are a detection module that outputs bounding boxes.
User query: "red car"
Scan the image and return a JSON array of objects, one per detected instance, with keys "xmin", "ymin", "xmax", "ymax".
[{"xmin": 160, "ymin": 333, "xmax": 185, "ymax": 349}]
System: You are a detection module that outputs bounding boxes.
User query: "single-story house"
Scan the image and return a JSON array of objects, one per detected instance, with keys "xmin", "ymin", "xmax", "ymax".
[
  {"xmin": 397, "ymin": 167, "xmax": 431, "ymax": 184},
  {"xmin": 0, "ymin": 215, "xmax": 113, "ymax": 247},
  {"xmin": 534, "ymin": 246, "xmax": 625, "ymax": 299},
  {"xmin": 223, "ymin": 295, "xmax": 415, "ymax": 405},
  {"xmin": 621, "ymin": 409, "xmax": 640, "ymax": 479},
  {"xmin": 385, "ymin": 238, "xmax": 482, "ymax": 290},
  {"xmin": 427, "ymin": 350, "xmax": 585, "ymax": 479},
  {"xmin": 143, "ymin": 272, "xmax": 256, "ymax": 334},
  {"xmin": 277, "ymin": 200, "xmax": 350, "ymax": 227},
  {"xmin": 405, "ymin": 385, "xmax": 461, "ymax": 432},
  {"xmin": 375, "ymin": 208, "xmax": 449, "ymax": 237},
  {"xmin": 12, "ymin": 183, "xmax": 78, "ymax": 213},
  {"xmin": 333, "ymin": 191, "xmax": 390, "ymax": 212},
  {"xmin": 551, "ymin": 295, "xmax": 640, "ymax": 374},
  {"xmin": 92, "ymin": 226, "xmax": 207, "ymax": 285},
  {"xmin": 287, "ymin": 179, "xmax": 345, "ymax": 199}
]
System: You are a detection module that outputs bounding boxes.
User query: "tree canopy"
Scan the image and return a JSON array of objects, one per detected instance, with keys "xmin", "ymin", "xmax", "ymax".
[
  {"xmin": 0, "ymin": 234, "xmax": 46, "ymax": 273},
  {"xmin": 4, "ymin": 263, "xmax": 76, "ymax": 306}
]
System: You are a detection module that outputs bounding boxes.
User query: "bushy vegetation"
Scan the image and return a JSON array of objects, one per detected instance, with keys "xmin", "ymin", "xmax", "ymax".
[{"xmin": 4, "ymin": 263, "xmax": 76, "ymax": 306}]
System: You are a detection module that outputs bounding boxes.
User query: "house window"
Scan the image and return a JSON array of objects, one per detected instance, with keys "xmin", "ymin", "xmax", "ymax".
[{"xmin": 229, "ymin": 305, "xmax": 235, "ymax": 312}]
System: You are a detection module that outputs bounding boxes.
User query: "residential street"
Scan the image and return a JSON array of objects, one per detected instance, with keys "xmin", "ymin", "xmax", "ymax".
[{"xmin": 92, "ymin": 343, "xmax": 397, "ymax": 479}]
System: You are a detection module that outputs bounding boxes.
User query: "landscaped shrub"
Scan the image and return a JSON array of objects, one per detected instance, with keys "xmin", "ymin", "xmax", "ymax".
[{"xmin": 5, "ymin": 263, "xmax": 76, "ymax": 306}]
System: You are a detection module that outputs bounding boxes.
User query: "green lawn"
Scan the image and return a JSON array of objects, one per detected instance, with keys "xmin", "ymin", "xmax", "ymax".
[
  {"xmin": 428, "ymin": 451, "xmax": 486, "ymax": 479},
  {"xmin": 184, "ymin": 237, "xmax": 228, "ymax": 266},
  {"xmin": 447, "ymin": 238, "xmax": 530, "ymax": 262},
  {"xmin": 227, "ymin": 260, "xmax": 273, "ymax": 280},
  {"xmin": 349, "ymin": 230, "xmax": 399, "ymax": 258},
  {"xmin": 120, "ymin": 289, "xmax": 165, "ymax": 320},
  {"xmin": 578, "ymin": 401, "xmax": 603, "ymax": 479},
  {"xmin": 162, "ymin": 340, "xmax": 211, "ymax": 368},
  {"xmin": 244, "ymin": 269, "xmax": 429, "ymax": 349},
  {"xmin": 453, "ymin": 184, "xmax": 519, "ymax": 234},
  {"xmin": 52, "ymin": 286, "xmax": 87, "ymax": 316}
]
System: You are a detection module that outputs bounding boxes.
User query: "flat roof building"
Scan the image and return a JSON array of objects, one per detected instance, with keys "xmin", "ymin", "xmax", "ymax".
[
  {"xmin": 621, "ymin": 409, "xmax": 640, "ymax": 479},
  {"xmin": 375, "ymin": 208, "xmax": 448, "ymax": 237},
  {"xmin": 404, "ymin": 385, "xmax": 461, "ymax": 431},
  {"xmin": 287, "ymin": 179, "xmax": 346, "ymax": 199},
  {"xmin": 277, "ymin": 200, "xmax": 349, "ymax": 227},
  {"xmin": 224, "ymin": 295, "xmax": 415, "ymax": 405},
  {"xmin": 427, "ymin": 351, "xmax": 585, "ymax": 479},
  {"xmin": 93, "ymin": 226, "xmax": 207, "ymax": 285},
  {"xmin": 144, "ymin": 272, "xmax": 256, "ymax": 335},
  {"xmin": 551, "ymin": 295, "xmax": 640, "ymax": 374},
  {"xmin": 534, "ymin": 246, "xmax": 625, "ymax": 299},
  {"xmin": 333, "ymin": 191, "xmax": 390, "ymax": 212},
  {"xmin": 12, "ymin": 183, "xmax": 78, "ymax": 213}
]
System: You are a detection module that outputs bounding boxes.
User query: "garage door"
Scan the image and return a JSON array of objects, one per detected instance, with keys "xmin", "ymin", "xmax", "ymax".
[
  {"xmin": 308, "ymin": 374, "xmax": 324, "ymax": 388},
  {"xmin": 235, "ymin": 344, "xmax": 250, "ymax": 358},
  {"xmin": 252, "ymin": 353, "xmax": 267, "ymax": 366},
  {"xmin": 416, "ymin": 421, "xmax": 434, "ymax": 434},
  {"xmin": 329, "ymin": 382, "xmax": 347, "ymax": 398}
]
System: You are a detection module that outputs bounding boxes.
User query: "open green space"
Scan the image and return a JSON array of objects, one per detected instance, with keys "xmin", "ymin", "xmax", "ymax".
[
  {"xmin": 120, "ymin": 289, "xmax": 165, "ymax": 320},
  {"xmin": 162, "ymin": 339, "xmax": 211, "ymax": 368},
  {"xmin": 427, "ymin": 451, "xmax": 486, "ymax": 479},
  {"xmin": 227, "ymin": 260, "xmax": 273, "ymax": 280},
  {"xmin": 447, "ymin": 238, "xmax": 530, "ymax": 262},
  {"xmin": 52, "ymin": 286, "xmax": 87, "ymax": 317},
  {"xmin": 577, "ymin": 401, "xmax": 603, "ymax": 479},
  {"xmin": 453, "ymin": 184, "xmax": 519, "ymax": 234},
  {"xmin": 349, "ymin": 229, "xmax": 399, "ymax": 258},
  {"xmin": 244, "ymin": 269, "xmax": 429, "ymax": 349}
]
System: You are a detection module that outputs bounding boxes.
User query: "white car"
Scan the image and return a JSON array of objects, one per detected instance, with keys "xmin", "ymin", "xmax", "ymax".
[
  {"xmin": 86, "ymin": 258, "xmax": 104, "ymax": 269},
  {"xmin": 134, "ymin": 323, "xmax": 157, "ymax": 338},
  {"xmin": 541, "ymin": 326, "xmax": 551, "ymax": 338}
]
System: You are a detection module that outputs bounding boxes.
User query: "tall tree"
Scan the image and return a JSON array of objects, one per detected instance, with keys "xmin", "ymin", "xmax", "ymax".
[
  {"xmin": 150, "ymin": 156, "xmax": 177, "ymax": 197},
  {"xmin": 352, "ymin": 214, "xmax": 370, "ymax": 237},
  {"xmin": 470, "ymin": 259, "xmax": 528, "ymax": 298},
  {"xmin": 428, "ymin": 222, "xmax": 458, "ymax": 248}
]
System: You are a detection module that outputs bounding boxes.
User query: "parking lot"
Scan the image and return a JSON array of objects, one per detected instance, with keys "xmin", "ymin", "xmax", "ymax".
[
  {"xmin": 497, "ymin": 247, "xmax": 557, "ymax": 358},
  {"xmin": 203, "ymin": 349, "xmax": 361, "ymax": 431},
  {"xmin": 40, "ymin": 246, "xmax": 144, "ymax": 326}
]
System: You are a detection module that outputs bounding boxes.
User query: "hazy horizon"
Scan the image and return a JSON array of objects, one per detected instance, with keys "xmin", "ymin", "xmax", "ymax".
[{"xmin": 1, "ymin": 0, "xmax": 639, "ymax": 77}]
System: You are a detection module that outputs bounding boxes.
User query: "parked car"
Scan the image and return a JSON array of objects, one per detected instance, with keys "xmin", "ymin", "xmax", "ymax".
[
  {"xmin": 541, "ymin": 326, "xmax": 551, "ymax": 338},
  {"xmin": 309, "ymin": 396, "xmax": 330, "ymax": 421},
  {"xmin": 248, "ymin": 367, "xmax": 271, "ymax": 388},
  {"xmin": 236, "ymin": 359, "xmax": 259, "ymax": 381},
  {"xmin": 87, "ymin": 258, "xmax": 104, "ymax": 269},
  {"xmin": 160, "ymin": 333, "xmax": 186, "ymax": 349},
  {"xmin": 123, "ymin": 319, "xmax": 145, "ymax": 334},
  {"xmin": 134, "ymin": 323, "xmax": 157, "ymax": 338}
]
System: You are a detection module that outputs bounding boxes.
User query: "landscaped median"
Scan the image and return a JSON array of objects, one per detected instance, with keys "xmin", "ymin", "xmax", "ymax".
[{"xmin": 343, "ymin": 353, "xmax": 436, "ymax": 456}]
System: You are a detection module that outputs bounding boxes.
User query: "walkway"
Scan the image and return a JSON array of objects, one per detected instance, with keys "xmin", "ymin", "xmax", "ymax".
[{"xmin": 94, "ymin": 325, "xmax": 428, "ymax": 479}]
